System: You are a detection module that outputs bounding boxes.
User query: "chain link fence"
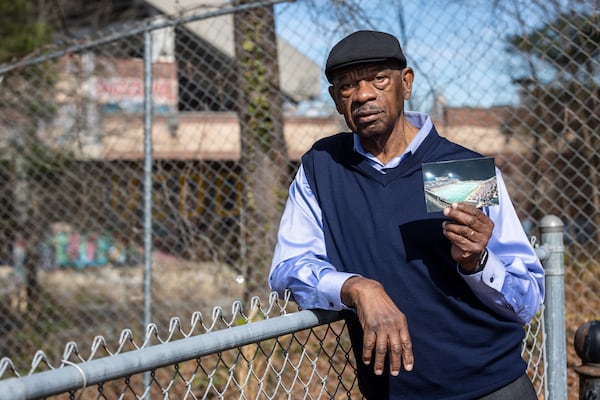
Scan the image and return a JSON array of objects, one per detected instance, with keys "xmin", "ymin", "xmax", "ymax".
[
  {"xmin": 0, "ymin": 293, "xmax": 363, "ymax": 399},
  {"xmin": 0, "ymin": 0, "xmax": 598, "ymax": 399},
  {"xmin": 0, "ymin": 288, "xmax": 552, "ymax": 399}
]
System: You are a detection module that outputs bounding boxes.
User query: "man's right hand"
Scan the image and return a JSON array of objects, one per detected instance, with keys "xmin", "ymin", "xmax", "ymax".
[{"xmin": 341, "ymin": 276, "xmax": 414, "ymax": 376}]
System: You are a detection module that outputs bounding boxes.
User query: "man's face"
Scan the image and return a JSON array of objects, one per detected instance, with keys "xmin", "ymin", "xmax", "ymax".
[{"xmin": 328, "ymin": 62, "xmax": 413, "ymax": 139}]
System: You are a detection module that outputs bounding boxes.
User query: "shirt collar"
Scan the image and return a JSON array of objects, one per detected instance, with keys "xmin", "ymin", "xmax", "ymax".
[{"xmin": 353, "ymin": 111, "xmax": 433, "ymax": 171}]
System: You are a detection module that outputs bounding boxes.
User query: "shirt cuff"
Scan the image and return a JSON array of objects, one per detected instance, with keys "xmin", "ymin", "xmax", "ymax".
[
  {"xmin": 460, "ymin": 250, "xmax": 506, "ymax": 292},
  {"xmin": 317, "ymin": 271, "xmax": 360, "ymax": 310}
]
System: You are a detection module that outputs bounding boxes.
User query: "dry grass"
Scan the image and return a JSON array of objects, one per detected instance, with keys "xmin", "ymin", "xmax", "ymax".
[{"xmin": 0, "ymin": 252, "xmax": 247, "ymax": 371}]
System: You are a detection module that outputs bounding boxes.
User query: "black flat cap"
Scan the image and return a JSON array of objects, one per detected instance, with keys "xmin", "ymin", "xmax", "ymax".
[{"xmin": 325, "ymin": 30, "xmax": 407, "ymax": 82}]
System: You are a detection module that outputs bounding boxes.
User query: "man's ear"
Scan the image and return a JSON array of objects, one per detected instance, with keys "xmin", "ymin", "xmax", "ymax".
[
  {"xmin": 402, "ymin": 68, "xmax": 415, "ymax": 100},
  {"xmin": 328, "ymin": 85, "xmax": 344, "ymax": 114}
]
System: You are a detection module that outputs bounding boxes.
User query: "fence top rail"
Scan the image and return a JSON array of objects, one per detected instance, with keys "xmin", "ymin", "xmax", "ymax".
[
  {"xmin": 0, "ymin": 0, "xmax": 289, "ymax": 76},
  {"xmin": 0, "ymin": 308, "xmax": 343, "ymax": 400}
]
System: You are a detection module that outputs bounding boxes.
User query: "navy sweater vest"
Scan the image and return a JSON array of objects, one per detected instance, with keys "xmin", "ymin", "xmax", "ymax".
[{"xmin": 302, "ymin": 127, "xmax": 526, "ymax": 400}]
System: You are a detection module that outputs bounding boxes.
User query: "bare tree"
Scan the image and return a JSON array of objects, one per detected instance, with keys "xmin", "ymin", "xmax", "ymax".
[
  {"xmin": 506, "ymin": 8, "xmax": 600, "ymax": 245},
  {"xmin": 233, "ymin": 0, "xmax": 290, "ymax": 302}
]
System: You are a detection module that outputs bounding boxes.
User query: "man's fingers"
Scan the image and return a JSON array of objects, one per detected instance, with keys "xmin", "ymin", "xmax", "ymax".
[
  {"xmin": 373, "ymin": 336, "xmax": 388, "ymax": 375},
  {"xmin": 389, "ymin": 339, "xmax": 402, "ymax": 376},
  {"xmin": 364, "ymin": 330, "xmax": 414, "ymax": 376},
  {"xmin": 362, "ymin": 330, "xmax": 376, "ymax": 366},
  {"xmin": 444, "ymin": 203, "xmax": 483, "ymax": 227},
  {"xmin": 362, "ymin": 330, "xmax": 392, "ymax": 375},
  {"xmin": 389, "ymin": 336, "xmax": 414, "ymax": 376},
  {"xmin": 449, "ymin": 201, "xmax": 482, "ymax": 215},
  {"xmin": 402, "ymin": 339, "xmax": 414, "ymax": 372}
]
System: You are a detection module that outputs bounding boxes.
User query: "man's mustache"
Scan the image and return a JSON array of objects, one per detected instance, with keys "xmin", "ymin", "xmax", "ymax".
[{"xmin": 353, "ymin": 105, "xmax": 382, "ymax": 118}]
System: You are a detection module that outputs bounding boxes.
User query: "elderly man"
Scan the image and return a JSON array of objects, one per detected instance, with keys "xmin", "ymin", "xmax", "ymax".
[{"xmin": 270, "ymin": 30, "xmax": 543, "ymax": 399}]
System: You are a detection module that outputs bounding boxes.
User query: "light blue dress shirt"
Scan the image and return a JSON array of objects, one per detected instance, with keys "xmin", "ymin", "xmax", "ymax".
[{"xmin": 269, "ymin": 112, "xmax": 544, "ymax": 324}]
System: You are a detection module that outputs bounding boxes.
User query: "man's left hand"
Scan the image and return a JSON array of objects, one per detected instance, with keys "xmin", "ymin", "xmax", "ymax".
[{"xmin": 442, "ymin": 202, "xmax": 494, "ymax": 272}]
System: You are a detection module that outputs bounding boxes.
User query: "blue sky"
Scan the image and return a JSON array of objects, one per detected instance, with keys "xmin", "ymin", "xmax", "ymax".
[{"xmin": 274, "ymin": 0, "xmax": 560, "ymax": 112}]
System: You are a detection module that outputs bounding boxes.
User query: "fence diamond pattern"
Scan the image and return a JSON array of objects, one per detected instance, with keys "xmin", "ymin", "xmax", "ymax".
[{"xmin": 0, "ymin": 1, "xmax": 597, "ymax": 399}]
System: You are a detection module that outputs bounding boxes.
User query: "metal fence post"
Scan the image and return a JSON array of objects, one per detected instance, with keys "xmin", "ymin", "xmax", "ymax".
[
  {"xmin": 540, "ymin": 215, "xmax": 566, "ymax": 400},
  {"xmin": 142, "ymin": 27, "xmax": 154, "ymax": 399}
]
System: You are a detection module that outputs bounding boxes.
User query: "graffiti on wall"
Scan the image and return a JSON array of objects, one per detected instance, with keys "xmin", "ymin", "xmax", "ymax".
[{"xmin": 42, "ymin": 223, "xmax": 141, "ymax": 269}]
